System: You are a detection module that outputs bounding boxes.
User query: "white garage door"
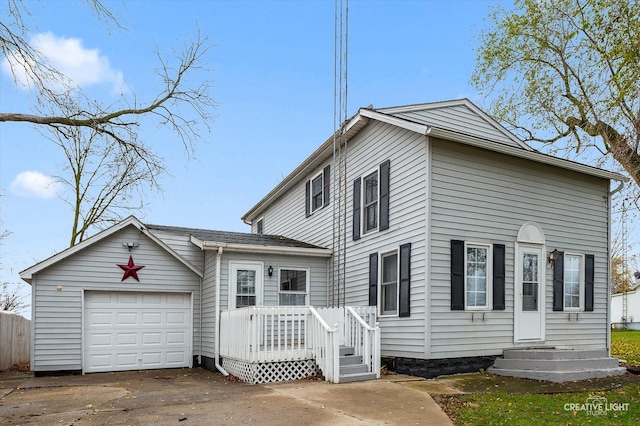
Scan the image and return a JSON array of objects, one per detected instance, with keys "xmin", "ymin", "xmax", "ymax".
[{"xmin": 84, "ymin": 291, "xmax": 192, "ymax": 373}]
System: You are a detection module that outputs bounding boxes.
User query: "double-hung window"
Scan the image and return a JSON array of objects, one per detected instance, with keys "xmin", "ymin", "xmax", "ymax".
[
  {"xmin": 363, "ymin": 171, "xmax": 379, "ymax": 233},
  {"xmin": 311, "ymin": 173, "xmax": 324, "ymax": 212},
  {"xmin": 305, "ymin": 165, "xmax": 330, "ymax": 217},
  {"xmin": 353, "ymin": 160, "xmax": 390, "ymax": 240},
  {"xmin": 564, "ymin": 254, "xmax": 583, "ymax": 310},
  {"xmin": 465, "ymin": 243, "xmax": 491, "ymax": 310},
  {"xmin": 279, "ymin": 268, "xmax": 308, "ymax": 306},
  {"xmin": 380, "ymin": 251, "xmax": 398, "ymax": 316},
  {"xmin": 552, "ymin": 251, "xmax": 593, "ymax": 312}
]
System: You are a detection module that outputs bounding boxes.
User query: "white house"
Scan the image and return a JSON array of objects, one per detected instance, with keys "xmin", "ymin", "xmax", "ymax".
[
  {"xmin": 611, "ymin": 273, "xmax": 640, "ymax": 330},
  {"xmin": 21, "ymin": 99, "xmax": 627, "ymax": 383}
]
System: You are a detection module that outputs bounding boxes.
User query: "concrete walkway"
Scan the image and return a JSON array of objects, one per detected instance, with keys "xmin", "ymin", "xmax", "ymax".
[{"xmin": 0, "ymin": 368, "xmax": 453, "ymax": 425}]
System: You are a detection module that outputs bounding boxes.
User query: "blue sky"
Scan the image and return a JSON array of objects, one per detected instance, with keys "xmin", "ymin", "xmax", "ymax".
[{"xmin": 5, "ymin": 0, "xmax": 633, "ymax": 319}]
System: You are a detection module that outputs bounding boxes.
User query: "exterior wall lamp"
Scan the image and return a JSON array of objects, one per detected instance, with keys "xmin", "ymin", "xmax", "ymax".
[
  {"xmin": 122, "ymin": 242, "xmax": 139, "ymax": 252},
  {"xmin": 268, "ymin": 265, "xmax": 274, "ymax": 277},
  {"xmin": 548, "ymin": 249, "xmax": 559, "ymax": 264}
]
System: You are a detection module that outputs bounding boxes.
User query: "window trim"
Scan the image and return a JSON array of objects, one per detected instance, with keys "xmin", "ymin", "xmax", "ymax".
[
  {"xmin": 361, "ymin": 167, "xmax": 379, "ymax": 235},
  {"xmin": 278, "ymin": 266, "xmax": 310, "ymax": 306},
  {"xmin": 378, "ymin": 248, "xmax": 399, "ymax": 317},
  {"xmin": 309, "ymin": 171, "xmax": 324, "ymax": 214},
  {"xmin": 563, "ymin": 252, "xmax": 584, "ymax": 311},
  {"xmin": 464, "ymin": 242, "xmax": 492, "ymax": 311},
  {"xmin": 256, "ymin": 217, "xmax": 264, "ymax": 235}
]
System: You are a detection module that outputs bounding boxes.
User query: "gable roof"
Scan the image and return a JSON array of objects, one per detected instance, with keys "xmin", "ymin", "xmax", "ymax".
[
  {"xmin": 147, "ymin": 223, "xmax": 332, "ymax": 257},
  {"xmin": 242, "ymin": 98, "xmax": 626, "ymax": 222},
  {"xmin": 19, "ymin": 216, "xmax": 204, "ymax": 283}
]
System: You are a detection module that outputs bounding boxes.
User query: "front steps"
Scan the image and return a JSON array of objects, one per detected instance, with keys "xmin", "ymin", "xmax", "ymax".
[
  {"xmin": 488, "ymin": 348, "xmax": 627, "ymax": 383},
  {"xmin": 338, "ymin": 346, "xmax": 377, "ymax": 383}
]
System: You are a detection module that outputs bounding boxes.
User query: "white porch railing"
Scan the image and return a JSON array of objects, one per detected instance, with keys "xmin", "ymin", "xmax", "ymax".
[{"xmin": 219, "ymin": 306, "xmax": 379, "ymax": 383}]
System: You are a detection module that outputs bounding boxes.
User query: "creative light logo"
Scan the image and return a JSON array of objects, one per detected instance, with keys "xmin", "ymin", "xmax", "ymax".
[{"xmin": 564, "ymin": 395, "xmax": 630, "ymax": 416}]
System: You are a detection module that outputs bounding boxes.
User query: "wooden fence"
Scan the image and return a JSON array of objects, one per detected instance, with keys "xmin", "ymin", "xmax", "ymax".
[{"xmin": 0, "ymin": 311, "xmax": 30, "ymax": 371}]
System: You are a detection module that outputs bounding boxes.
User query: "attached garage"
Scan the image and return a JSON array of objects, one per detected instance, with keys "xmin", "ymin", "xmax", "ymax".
[{"xmin": 83, "ymin": 291, "xmax": 193, "ymax": 373}]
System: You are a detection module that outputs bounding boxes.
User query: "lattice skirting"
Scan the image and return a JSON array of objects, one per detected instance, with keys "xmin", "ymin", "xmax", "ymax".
[{"xmin": 222, "ymin": 358, "xmax": 320, "ymax": 384}]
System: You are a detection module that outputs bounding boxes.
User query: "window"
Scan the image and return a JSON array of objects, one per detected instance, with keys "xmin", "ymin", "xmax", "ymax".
[
  {"xmin": 279, "ymin": 268, "xmax": 308, "ymax": 306},
  {"xmin": 353, "ymin": 160, "xmax": 390, "ymax": 240},
  {"xmin": 256, "ymin": 218, "xmax": 264, "ymax": 234},
  {"xmin": 363, "ymin": 171, "xmax": 379, "ymax": 233},
  {"xmin": 564, "ymin": 254, "xmax": 583, "ymax": 310},
  {"xmin": 311, "ymin": 174, "xmax": 323, "ymax": 212},
  {"xmin": 552, "ymin": 252, "xmax": 594, "ymax": 312},
  {"xmin": 369, "ymin": 243, "xmax": 411, "ymax": 317},
  {"xmin": 305, "ymin": 165, "xmax": 330, "ymax": 217},
  {"xmin": 235, "ymin": 269, "xmax": 257, "ymax": 308},
  {"xmin": 451, "ymin": 240, "xmax": 505, "ymax": 311},
  {"xmin": 466, "ymin": 244, "xmax": 491, "ymax": 309},
  {"xmin": 381, "ymin": 251, "xmax": 398, "ymax": 316}
]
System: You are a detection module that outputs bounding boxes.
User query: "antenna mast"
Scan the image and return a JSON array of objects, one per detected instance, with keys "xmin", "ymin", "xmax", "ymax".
[{"xmin": 331, "ymin": 0, "xmax": 348, "ymax": 307}]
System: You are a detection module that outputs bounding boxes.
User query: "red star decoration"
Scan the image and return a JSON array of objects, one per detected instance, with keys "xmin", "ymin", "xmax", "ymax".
[{"xmin": 117, "ymin": 256, "xmax": 145, "ymax": 282}]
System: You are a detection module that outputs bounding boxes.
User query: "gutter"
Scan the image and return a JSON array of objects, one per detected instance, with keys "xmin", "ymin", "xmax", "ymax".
[
  {"xmin": 214, "ymin": 246, "xmax": 228, "ymax": 376},
  {"xmin": 201, "ymin": 240, "xmax": 333, "ymax": 257},
  {"xmin": 606, "ymin": 179, "xmax": 626, "ymax": 356}
]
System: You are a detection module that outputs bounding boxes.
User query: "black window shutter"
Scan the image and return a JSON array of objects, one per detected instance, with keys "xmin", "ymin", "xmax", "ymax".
[
  {"xmin": 323, "ymin": 165, "xmax": 331, "ymax": 207},
  {"xmin": 552, "ymin": 251, "xmax": 565, "ymax": 311},
  {"xmin": 451, "ymin": 240, "xmax": 465, "ymax": 310},
  {"xmin": 379, "ymin": 160, "xmax": 390, "ymax": 231},
  {"xmin": 305, "ymin": 180, "xmax": 311, "ymax": 218},
  {"xmin": 399, "ymin": 243, "xmax": 411, "ymax": 317},
  {"xmin": 368, "ymin": 253, "xmax": 378, "ymax": 306},
  {"xmin": 493, "ymin": 244, "xmax": 506, "ymax": 310},
  {"xmin": 585, "ymin": 254, "xmax": 595, "ymax": 312},
  {"xmin": 352, "ymin": 178, "xmax": 361, "ymax": 241}
]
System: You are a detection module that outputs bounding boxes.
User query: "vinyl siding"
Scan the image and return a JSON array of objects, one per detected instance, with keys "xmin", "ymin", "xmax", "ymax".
[
  {"xmin": 31, "ymin": 226, "xmax": 201, "ymax": 372},
  {"xmin": 343, "ymin": 121, "xmax": 428, "ymax": 359},
  {"xmin": 256, "ymin": 120, "xmax": 429, "ymax": 359},
  {"xmin": 384, "ymin": 103, "xmax": 522, "ymax": 148},
  {"xmin": 429, "ymin": 138, "xmax": 610, "ymax": 358},
  {"xmin": 200, "ymin": 250, "xmax": 329, "ymax": 359},
  {"xmin": 256, "ymin": 160, "xmax": 334, "ymax": 247},
  {"xmin": 150, "ymin": 229, "xmax": 205, "ymax": 271}
]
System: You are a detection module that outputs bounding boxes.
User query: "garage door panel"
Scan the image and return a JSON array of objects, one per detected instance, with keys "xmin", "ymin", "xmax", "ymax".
[
  {"xmin": 142, "ymin": 332, "xmax": 162, "ymax": 345},
  {"xmin": 143, "ymin": 312, "xmax": 162, "ymax": 325},
  {"xmin": 166, "ymin": 312, "xmax": 187, "ymax": 325},
  {"xmin": 84, "ymin": 291, "xmax": 191, "ymax": 373},
  {"xmin": 166, "ymin": 351, "xmax": 187, "ymax": 364}
]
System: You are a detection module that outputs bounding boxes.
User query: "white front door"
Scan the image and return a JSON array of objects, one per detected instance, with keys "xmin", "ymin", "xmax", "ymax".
[
  {"xmin": 514, "ymin": 244, "xmax": 545, "ymax": 342},
  {"xmin": 229, "ymin": 262, "xmax": 263, "ymax": 309}
]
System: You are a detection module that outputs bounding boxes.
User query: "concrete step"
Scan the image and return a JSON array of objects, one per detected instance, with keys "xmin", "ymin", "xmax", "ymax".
[
  {"xmin": 338, "ymin": 372, "xmax": 378, "ymax": 383},
  {"xmin": 503, "ymin": 349, "xmax": 608, "ymax": 360},
  {"xmin": 494, "ymin": 357, "xmax": 621, "ymax": 371},
  {"xmin": 487, "ymin": 366, "xmax": 627, "ymax": 383}
]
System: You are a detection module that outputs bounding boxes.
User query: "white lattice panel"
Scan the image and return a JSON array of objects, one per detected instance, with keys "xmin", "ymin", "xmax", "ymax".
[{"xmin": 222, "ymin": 358, "xmax": 319, "ymax": 384}]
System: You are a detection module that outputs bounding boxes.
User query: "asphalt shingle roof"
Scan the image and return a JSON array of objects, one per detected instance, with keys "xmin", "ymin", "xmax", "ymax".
[{"xmin": 146, "ymin": 223, "xmax": 326, "ymax": 250}]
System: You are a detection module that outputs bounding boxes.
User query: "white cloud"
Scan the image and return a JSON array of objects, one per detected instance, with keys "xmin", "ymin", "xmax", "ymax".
[
  {"xmin": 10, "ymin": 171, "xmax": 61, "ymax": 199},
  {"xmin": 2, "ymin": 32, "xmax": 125, "ymax": 95}
]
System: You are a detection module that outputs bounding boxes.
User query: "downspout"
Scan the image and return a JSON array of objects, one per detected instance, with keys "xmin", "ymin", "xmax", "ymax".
[
  {"xmin": 607, "ymin": 179, "xmax": 625, "ymax": 356},
  {"xmin": 214, "ymin": 246, "xmax": 228, "ymax": 375}
]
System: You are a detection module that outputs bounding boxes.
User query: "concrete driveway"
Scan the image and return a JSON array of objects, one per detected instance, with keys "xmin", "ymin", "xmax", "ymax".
[{"xmin": 0, "ymin": 368, "xmax": 454, "ymax": 425}]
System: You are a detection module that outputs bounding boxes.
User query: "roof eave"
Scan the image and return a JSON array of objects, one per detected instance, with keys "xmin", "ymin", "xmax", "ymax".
[
  {"xmin": 241, "ymin": 111, "xmax": 370, "ymax": 223},
  {"xmin": 19, "ymin": 216, "xmax": 204, "ymax": 282}
]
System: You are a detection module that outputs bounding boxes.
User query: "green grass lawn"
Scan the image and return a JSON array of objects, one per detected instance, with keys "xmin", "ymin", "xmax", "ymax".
[
  {"xmin": 434, "ymin": 331, "xmax": 640, "ymax": 425},
  {"xmin": 612, "ymin": 330, "xmax": 640, "ymax": 365}
]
